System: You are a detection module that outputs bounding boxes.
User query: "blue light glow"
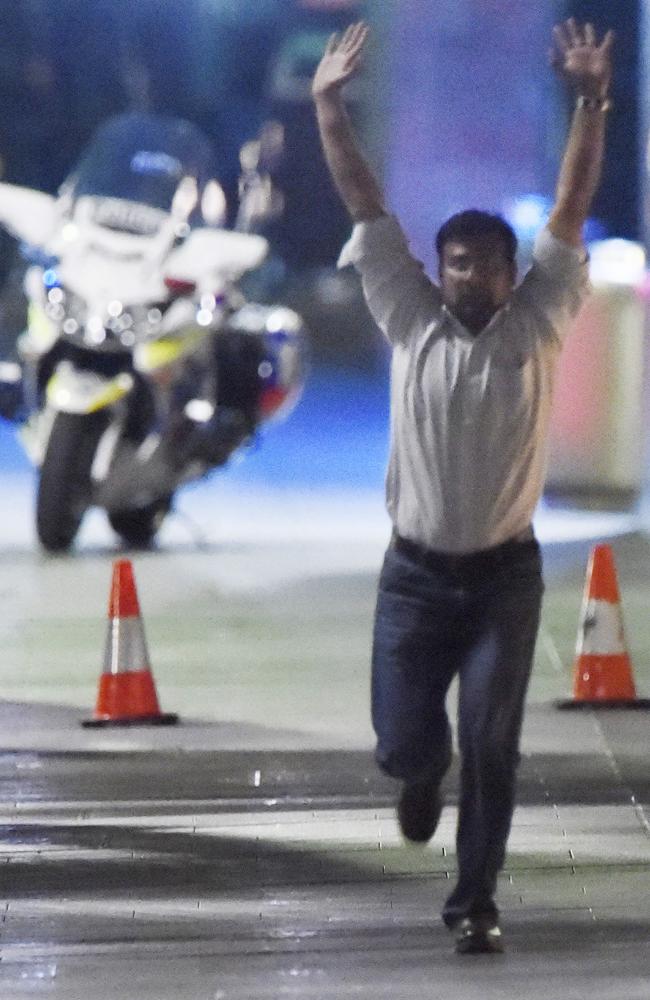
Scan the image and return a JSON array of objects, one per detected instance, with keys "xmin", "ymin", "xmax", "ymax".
[
  {"xmin": 504, "ymin": 193, "xmax": 609, "ymax": 247},
  {"xmin": 503, "ymin": 194, "xmax": 552, "ymax": 239},
  {"xmin": 43, "ymin": 269, "xmax": 59, "ymax": 288}
]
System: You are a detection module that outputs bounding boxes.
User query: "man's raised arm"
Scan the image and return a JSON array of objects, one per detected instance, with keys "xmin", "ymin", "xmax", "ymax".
[
  {"xmin": 312, "ymin": 22, "xmax": 385, "ymax": 222},
  {"xmin": 548, "ymin": 18, "xmax": 614, "ymax": 248}
]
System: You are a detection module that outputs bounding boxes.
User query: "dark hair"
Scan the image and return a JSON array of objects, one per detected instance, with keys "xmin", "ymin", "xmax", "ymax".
[{"xmin": 435, "ymin": 210, "xmax": 518, "ymax": 264}]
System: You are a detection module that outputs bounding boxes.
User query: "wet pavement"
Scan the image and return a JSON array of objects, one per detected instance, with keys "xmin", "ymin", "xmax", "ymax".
[{"xmin": 0, "ymin": 476, "xmax": 649, "ymax": 997}]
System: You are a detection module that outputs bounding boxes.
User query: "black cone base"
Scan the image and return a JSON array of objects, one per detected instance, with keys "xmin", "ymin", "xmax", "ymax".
[
  {"xmin": 82, "ymin": 713, "xmax": 179, "ymax": 728},
  {"xmin": 556, "ymin": 699, "xmax": 650, "ymax": 710}
]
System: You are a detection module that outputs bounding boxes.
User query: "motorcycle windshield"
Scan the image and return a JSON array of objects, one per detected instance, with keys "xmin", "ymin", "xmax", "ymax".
[{"xmin": 67, "ymin": 113, "xmax": 214, "ymax": 229}]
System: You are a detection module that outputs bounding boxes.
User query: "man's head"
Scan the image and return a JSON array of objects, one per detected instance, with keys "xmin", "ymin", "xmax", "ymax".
[{"xmin": 436, "ymin": 211, "xmax": 518, "ymax": 335}]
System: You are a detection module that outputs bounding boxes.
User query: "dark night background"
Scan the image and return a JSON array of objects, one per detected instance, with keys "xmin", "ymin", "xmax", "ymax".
[{"xmin": 0, "ymin": 1, "xmax": 643, "ymax": 365}]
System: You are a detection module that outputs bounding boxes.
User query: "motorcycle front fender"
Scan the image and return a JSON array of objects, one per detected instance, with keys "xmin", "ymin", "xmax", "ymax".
[{"xmin": 46, "ymin": 361, "xmax": 134, "ymax": 415}]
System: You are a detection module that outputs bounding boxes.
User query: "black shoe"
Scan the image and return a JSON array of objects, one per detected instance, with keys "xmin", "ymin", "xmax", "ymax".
[
  {"xmin": 454, "ymin": 915, "xmax": 504, "ymax": 955},
  {"xmin": 396, "ymin": 776, "xmax": 442, "ymax": 843}
]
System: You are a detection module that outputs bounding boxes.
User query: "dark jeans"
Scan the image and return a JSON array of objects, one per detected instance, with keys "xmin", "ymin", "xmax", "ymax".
[{"xmin": 372, "ymin": 533, "xmax": 543, "ymax": 927}]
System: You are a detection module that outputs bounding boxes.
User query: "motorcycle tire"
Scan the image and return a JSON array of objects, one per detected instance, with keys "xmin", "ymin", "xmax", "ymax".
[
  {"xmin": 108, "ymin": 497, "xmax": 171, "ymax": 549},
  {"xmin": 36, "ymin": 411, "xmax": 108, "ymax": 553}
]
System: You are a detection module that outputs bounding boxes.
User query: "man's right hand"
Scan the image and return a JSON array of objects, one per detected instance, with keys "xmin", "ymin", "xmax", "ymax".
[
  {"xmin": 311, "ymin": 19, "xmax": 384, "ymax": 222},
  {"xmin": 312, "ymin": 22, "xmax": 369, "ymax": 99}
]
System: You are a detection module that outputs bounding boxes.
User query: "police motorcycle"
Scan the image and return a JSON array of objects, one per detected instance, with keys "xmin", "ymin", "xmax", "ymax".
[{"xmin": 0, "ymin": 113, "xmax": 306, "ymax": 551}]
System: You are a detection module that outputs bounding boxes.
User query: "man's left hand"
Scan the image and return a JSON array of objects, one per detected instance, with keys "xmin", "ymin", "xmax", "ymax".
[{"xmin": 550, "ymin": 19, "xmax": 614, "ymax": 99}]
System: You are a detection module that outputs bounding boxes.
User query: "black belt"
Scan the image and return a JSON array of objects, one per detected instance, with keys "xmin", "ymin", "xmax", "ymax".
[{"xmin": 391, "ymin": 530, "xmax": 539, "ymax": 576}]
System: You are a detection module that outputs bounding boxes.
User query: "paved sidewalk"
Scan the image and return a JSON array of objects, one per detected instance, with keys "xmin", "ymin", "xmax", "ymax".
[
  {"xmin": 0, "ymin": 706, "xmax": 649, "ymax": 999},
  {"xmin": 0, "ymin": 503, "xmax": 649, "ymax": 997}
]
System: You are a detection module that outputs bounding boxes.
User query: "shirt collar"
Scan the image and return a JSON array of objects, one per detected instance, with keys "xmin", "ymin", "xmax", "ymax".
[{"xmin": 441, "ymin": 299, "xmax": 512, "ymax": 338}]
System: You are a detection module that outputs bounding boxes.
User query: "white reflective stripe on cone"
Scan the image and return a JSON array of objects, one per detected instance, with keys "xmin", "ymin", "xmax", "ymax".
[
  {"xmin": 576, "ymin": 598, "xmax": 626, "ymax": 656},
  {"xmin": 103, "ymin": 616, "xmax": 151, "ymax": 675}
]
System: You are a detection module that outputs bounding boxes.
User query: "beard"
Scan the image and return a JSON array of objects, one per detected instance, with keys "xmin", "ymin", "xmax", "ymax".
[{"xmin": 450, "ymin": 291, "xmax": 498, "ymax": 331}]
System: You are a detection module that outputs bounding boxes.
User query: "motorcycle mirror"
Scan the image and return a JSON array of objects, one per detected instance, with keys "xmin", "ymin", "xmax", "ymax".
[
  {"xmin": 171, "ymin": 176, "xmax": 198, "ymax": 221},
  {"xmin": 257, "ymin": 121, "xmax": 285, "ymax": 171},
  {"xmin": 239, "ymin": 140, "xmax": 261, "ymax": 175},
  {"xmin": 201, "ymin": 180, "xmax": 227, "ymax": 227},
  {"xmin": 239, "ymin": 121, "xmax": 285, "ymax": 176}
]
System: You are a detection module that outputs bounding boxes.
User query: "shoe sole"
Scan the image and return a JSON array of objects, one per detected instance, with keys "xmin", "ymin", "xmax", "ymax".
[{"xmin": 455, "ymin": 933, "xmax": 504, "ymax": 955}]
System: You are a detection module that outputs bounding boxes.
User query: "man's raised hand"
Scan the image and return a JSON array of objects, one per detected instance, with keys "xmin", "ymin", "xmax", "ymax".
[
  {"xmin": 551, "ymin": 19, "xmax": 614, "ymax": 99},
  {"xmin": 312, "ymin": 22, "xmax": 369, "ymax": 99}
]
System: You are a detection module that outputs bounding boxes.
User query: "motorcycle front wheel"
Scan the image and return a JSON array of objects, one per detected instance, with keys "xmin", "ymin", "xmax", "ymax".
[
  {"xmin": 108, "ymin": 497, "xmax": 171, "ymax": 549},
  {"xmin": 36, "ymin": 411, "xmax": 108, "ymax": 553}
]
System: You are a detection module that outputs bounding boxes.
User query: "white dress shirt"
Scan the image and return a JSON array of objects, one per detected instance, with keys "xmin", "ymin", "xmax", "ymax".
[{"xmin": 338, "ymin": 214, "xmax": 589, "ymax": 553}]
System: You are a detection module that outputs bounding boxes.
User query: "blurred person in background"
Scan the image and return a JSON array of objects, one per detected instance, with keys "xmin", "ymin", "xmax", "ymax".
[{"xmin": 312, "ymin": 19, "xmax": 613, "ymax": 954}]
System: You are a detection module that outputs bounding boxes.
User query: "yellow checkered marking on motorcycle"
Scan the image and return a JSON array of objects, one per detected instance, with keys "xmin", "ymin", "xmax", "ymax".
[{"xmin": 136, "ymin": 329, "xmax": 207, "ymax": 372}]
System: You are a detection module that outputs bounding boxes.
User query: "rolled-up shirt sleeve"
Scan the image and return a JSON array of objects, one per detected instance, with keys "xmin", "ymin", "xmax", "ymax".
[
  {"xmin": 338, "ymin": 214, "xmax": 442, "ymax": 345},
  {"xmin": 515, "ymin": 227, "xmax": 590, "ymax": 346}
]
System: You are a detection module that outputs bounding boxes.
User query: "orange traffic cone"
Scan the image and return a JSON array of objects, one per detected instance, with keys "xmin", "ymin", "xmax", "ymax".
[
  {"xmin": 557, "ymin": 543, "xmax": 650, "ymax": 709},
  {"xmin": 83, "ymin": 559, "xmax": 178, "ymax": 727}
]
